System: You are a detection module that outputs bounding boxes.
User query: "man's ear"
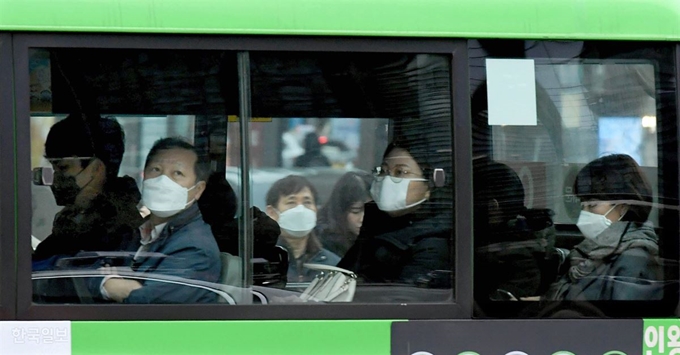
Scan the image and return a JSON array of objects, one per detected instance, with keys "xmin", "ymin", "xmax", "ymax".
[
  {"xmin": 192, "ymin": 180, "xmax": 207, "ymax": 201},
  {"xmin": 265, "ymin": 205, "xmax": 279, "ymax": 221}
]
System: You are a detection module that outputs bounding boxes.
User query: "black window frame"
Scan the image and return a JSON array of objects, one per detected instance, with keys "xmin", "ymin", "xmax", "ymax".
[
  {"xmin": 13, "ymin": 33, "xmax": 472, "ymax": 320},
  {"xmin": 0, "ymin": 32, "xmax": 17, "ymax": 320}
]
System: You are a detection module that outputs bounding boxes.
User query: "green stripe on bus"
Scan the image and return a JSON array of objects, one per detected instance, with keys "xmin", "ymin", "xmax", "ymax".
[
  {"xmin": 0, "ymin": 0, "xmax": 679, "ymax": 40},
  {"xmin": 71, "ymin": 320, "xmax": 392, "ymax": 355}
]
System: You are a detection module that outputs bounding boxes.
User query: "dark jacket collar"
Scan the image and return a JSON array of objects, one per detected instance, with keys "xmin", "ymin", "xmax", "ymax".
[
  {"xmin": 360, "ymin": 202, "xmax": 452, "ymax": 250},
  {"xmin": 144, "ymin": 203, "xmax": 203, "ymax": 243},
  {"xmin": 277, "ymin": 232, "xmax": 323, "ymax": 261},
  {"xmin": 161, "ymin": 203, "xmax": 202, "ymax": 232}
]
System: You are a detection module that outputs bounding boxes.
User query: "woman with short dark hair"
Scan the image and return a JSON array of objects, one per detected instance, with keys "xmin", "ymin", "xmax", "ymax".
[{"xmin": 544, "ymin": 154, "xmax": 662, "ymax": 301}]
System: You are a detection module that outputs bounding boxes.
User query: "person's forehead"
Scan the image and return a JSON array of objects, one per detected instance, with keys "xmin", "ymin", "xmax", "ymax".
[
  {"xmin": 48, "ymin": 156, "xmax": 90, "ymax": 166},
  {"xmin": 384, "ymin": 151, "xmax": 418, "ymax": 167},
  {"xmin": 385, "ymin": 148, "xmax": 415, "ymax": 160},
  {"xmin": 150, "ymin": 148, "xmax": 196, "ymax": 165},
  {"xmin": 280, "ymin": 187, "xmax": 314, "ymax": 200}
]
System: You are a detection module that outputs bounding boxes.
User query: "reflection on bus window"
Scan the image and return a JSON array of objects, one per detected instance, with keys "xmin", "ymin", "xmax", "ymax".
[
  {"xmin": 471, "ymin": 40, "xmax": 678, "ymax": 317},
  {"xmin": 29, "ymin": 48, "xmax": 456, "ymax": 305},
  {"xmin": 245, "ymin": 52, "xmax": 455, "ymax": 303},
  {"xmin": 29, "ymin": 48, "xmax": 250, "ymax": 304}
]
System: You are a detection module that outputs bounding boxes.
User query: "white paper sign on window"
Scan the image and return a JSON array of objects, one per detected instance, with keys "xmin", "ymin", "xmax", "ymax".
[{"xmin": 486, "ymin": 59, "xmax": 537, "ymax": 126}]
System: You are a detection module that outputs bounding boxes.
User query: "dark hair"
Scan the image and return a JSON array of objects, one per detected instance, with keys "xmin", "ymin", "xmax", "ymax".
[
  {"xmin": 383, "ymin": 137, "xmax": 432, "ymax": 178},
  {"xmin": 382, "ymin": 135, "xmax": 453, "ymax": 207},
  {"xmin": 303, "ymin": 132, "xmax": 322, "ymax": 153},
  {"xmin": 265, "ymin": 175, "xmax": 319, "ymax": 207},
  {"xmin": 144, "ymin": 137, "xmax": 209, "ymax": 182},
  {"xmin": 317, "ymin": 171, "xmax": 372, "ymax": 237},
  {"xmin": 45, "ymin": 114, "xmax": 125, "ymax": 179},
  {"xmin": 473, "ymin": 160, "xmax": 526, "ymax": 223},
  {"xmin": 574, "ymin": 154, "xmax": 653, "ymax": 223}
]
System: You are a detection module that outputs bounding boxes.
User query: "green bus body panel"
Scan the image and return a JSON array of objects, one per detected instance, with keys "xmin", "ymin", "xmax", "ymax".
[
  {"xmin": 71, "ymin": 320, "xmax": 392, "ymax": 355},
  {"xmin": 0, "ymin": 0, "xmax": 679, "ymax": 40}
]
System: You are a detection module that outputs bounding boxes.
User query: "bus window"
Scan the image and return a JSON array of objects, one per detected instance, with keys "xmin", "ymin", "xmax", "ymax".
[
  {"xmin": 29, "ymin": 48, "xmax": 245, "ymax": 304},
  {"xmin": 241, "ymin": 52, "xmax": 455, "ymax": 303},
  {"xmin": 471, "ymin": 40, "xmax": 678, "ymax": 317}
]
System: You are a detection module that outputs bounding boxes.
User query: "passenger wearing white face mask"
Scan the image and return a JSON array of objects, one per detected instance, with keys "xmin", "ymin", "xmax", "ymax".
[
  {"xmin": 544, "ymin": 154, "xmax": 662, "ymax": 302},
  {"xmin": 265, "ymin": 175, "xmax": 340, "ymax": 283},
  {"xmin": 96, "ymin": 137, "xmax": 221, "ymax": 304},
  {"xmin": 338, "ymin": 138, "xmax": 453, "ymax": 287}
]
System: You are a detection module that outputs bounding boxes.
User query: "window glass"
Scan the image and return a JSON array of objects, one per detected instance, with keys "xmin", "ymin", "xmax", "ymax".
[
  {"xmin": 28, "ymin": 48, "xmax": 455, "ymax": 306},
  {"xmin": 471, "ymin": 40, "xmax": 679, "ymax": 317},
  {"xmin": 241, "ymin": 52, "xmax": 455, "ymax": 303},
  {"xmin": 29, "ymin": 48, "xmax": 248, "ymax": 304}
]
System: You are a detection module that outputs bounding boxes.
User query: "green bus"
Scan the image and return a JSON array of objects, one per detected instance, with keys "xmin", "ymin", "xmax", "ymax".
[{"xmin": 0, "ymin": 0, "xmax": 679, "ymax": 354}]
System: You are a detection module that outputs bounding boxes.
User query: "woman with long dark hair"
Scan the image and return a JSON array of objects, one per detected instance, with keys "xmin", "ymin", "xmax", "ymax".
[{"xmin": 316, "ymin": 171, "xmax": 372, "ymax": 257}]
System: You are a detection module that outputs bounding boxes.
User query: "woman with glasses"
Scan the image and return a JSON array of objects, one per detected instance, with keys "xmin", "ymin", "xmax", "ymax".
[
  {"xmin": 337, "ymin": 137, "xmax": 452, "ymax": 286},
  {"xmin": 543, "ymin": 154, "xmax": 662, "ymax": 301}
]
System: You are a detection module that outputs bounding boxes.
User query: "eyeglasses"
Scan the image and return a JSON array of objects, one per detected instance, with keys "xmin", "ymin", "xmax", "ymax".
[{"xmin": 372, "ymin": 166, "xmax": 426, "ymax": 183}]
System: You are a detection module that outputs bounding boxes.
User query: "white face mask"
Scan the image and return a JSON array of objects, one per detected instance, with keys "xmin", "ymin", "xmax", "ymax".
[
  {"xmin": 370, "ymin": 178, "xmax": 427, "ymax": 212},
  {"xmin": 576, "ymin": 204, "xmax": 617, "ymax": 240},
  {"xmin": 276, "ymin": 204, "xmax": 317, "ymax": 238},
  {"xmin": 142, "ymin": 175, "xmax": 196, "ymax": 218}
]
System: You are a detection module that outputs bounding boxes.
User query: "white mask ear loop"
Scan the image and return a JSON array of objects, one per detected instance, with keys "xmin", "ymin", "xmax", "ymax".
[
  {"xmin": 400, "ymin": 178, "xmax": 429, "ymax": 210},
  {"xmin": 603, "ymin": 204, "xmax": 626, "ymax": 221},
  {"xmin": 184, "ymin": 183, "xmax": 199, "ymax": 207},
  {"xmin": 603, "ymin": 204, "xmax": 617, "ymax": 217},
  {"xmin": 617, "ymin": 205, "xmax": 629, "ymax": 221}
]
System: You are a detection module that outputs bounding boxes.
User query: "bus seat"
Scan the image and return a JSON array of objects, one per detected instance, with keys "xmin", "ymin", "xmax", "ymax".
[{"xmin": 219, "ymin": 252, "xmax": 243, "ymax": 288}]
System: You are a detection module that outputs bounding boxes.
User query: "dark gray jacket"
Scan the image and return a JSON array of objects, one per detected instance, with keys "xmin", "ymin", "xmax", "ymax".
[
  {"xmin": 545, "ymin": 222, "xmax": 662, "ymax": 301},
  {"xmin": 277, "ymin": 235, "xmax": 340, "ymax": 283}
]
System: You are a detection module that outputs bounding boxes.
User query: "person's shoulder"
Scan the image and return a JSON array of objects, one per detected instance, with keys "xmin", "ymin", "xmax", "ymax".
[
  {"xmin": 360, "ymin": 203, "xmax": 391, "ymax": 228},
  {"xmin": 611, "ymin": 247, "xmax": 658, "ymax": 274},
  {"xmin": 168, "ymin": 215, "xmax": 217, "ymax": 248},
  {"xmin": 618, "ymin": 247, "xmax": 655, "ymax": 259}
]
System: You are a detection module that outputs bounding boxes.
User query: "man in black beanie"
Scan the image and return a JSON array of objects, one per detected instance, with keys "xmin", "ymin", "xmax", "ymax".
[{"xmin": 33, "ymin": 113, "xmax": 143, "ymax": 264}]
